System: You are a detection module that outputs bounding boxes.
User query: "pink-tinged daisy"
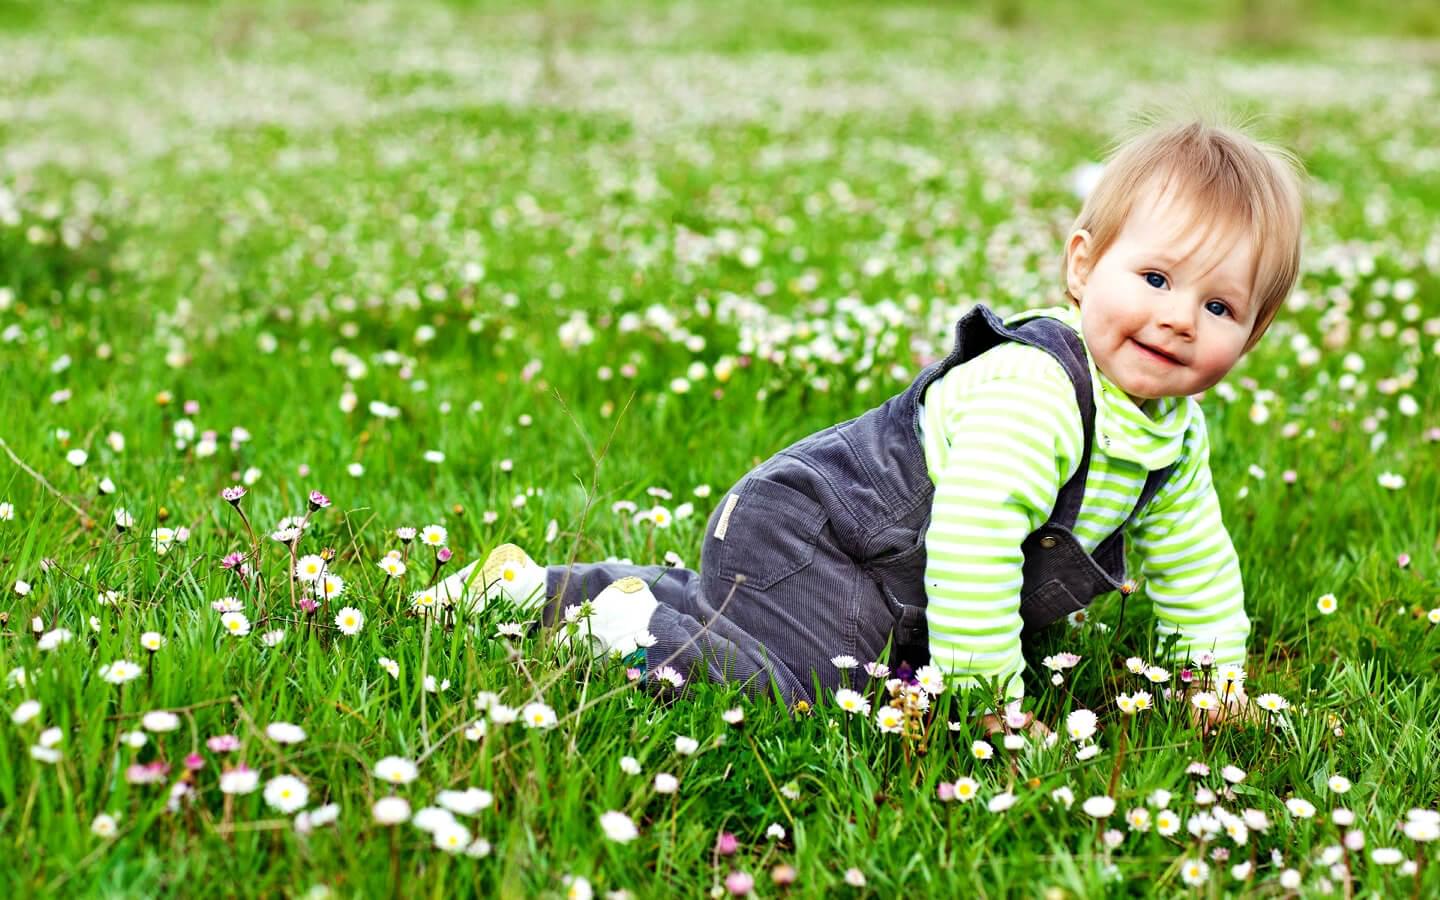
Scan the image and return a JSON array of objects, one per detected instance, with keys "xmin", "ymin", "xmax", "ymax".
[
  {"xmin": 1042, "ymin": 652, "xmax": 1081, "ymax": 671},
  {"xmin": 723, "ymin": 871, "xmax": 753, "ymax": 896},
  {"xmin": 207, "ymin": 734, "xmax": 241, "ymax": 752}
]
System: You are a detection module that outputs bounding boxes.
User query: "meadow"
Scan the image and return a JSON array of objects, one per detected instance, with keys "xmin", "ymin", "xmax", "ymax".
[{"xmin": 1, "ymin": 1, "xmax": 1439, "ymax": 896}]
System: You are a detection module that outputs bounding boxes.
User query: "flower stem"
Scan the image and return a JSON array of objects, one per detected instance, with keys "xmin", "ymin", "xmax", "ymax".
[
  {"xmin": 744, "ymin": 731, "xmax": 796, "ymax": 834},
  {"xmin": 388, "ymin": 827, "xmax": 400, "ymax": 898},
  {"xmin": 420, "ymin": 614, "xmax": 433, "ymax": 752},
  {"xmin": 1413, "ymin": 843, "xmax": 1425, "ymax": 900},
  {"xmin": 1107, "ymin": 716, "xmax": 1129, "ymax": 797}
]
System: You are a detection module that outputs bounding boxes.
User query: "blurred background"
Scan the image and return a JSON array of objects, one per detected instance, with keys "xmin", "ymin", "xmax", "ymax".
[{"xmin": 0, "ymin": 0, "xmax": 1435, "ymax": 551}]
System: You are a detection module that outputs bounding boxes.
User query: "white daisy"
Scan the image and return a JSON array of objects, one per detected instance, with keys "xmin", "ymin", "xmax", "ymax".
[
  {"xmin": 834, "ymin": 689, "xmax": 871, "ymax": 716},
  {"xmin": 263, "ymin": 775, "xmax": 309, "ymax": 814},
  {"xmin": 374, "ymin": 756, "xmax": 418, "ymax": 785},
  {"xmin": 522, "ymin": 702, "xmax": 557, "ymax": 729},
  {"xmin": 295, "ymin": 555, "xmax": 326, "ymax": 582},
  {"xmin": 334, "ymin": 606, "xmax": 364, "ymax": 635},
  {"xmin": 599, "ymin": 810, "xmax": 639, "ymax": 843},
  {"xmin": 100, "ymin": 660, "xmax": 143, "ymax": 685},
  {"xmin": 220, "ymin": 611, "xmax": 251, "ymax": 637}
]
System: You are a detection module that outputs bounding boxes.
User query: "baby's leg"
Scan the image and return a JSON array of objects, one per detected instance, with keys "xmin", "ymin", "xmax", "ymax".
[{"xmin": 544, "ymin": 561, "xmax": 808, "ymax": 702}]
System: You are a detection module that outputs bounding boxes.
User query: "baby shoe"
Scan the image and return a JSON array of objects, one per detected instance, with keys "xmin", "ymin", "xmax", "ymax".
[
  {"xmin": 421, "ymin": 543, "xmax": 547, "ymax": 614},
  {"xmin": 476, "ymin": 543, "xmax": 548, "ymax": 611},
  {"xmin": 555, "ymin": 575, "xmax": 659, "ymax": 658}
]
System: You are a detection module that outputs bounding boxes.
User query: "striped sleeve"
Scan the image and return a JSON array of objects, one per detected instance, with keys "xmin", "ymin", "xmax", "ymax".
[
  {"xmin": 1127, "ymin": 414, "xmax": 1250, "ymax": 668},
  {"xmin": 923, "ymin": 353, "xmax": 1083, "ymax": 703}
]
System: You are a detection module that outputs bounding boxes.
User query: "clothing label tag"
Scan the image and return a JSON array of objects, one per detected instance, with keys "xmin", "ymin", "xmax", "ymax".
[{"xmin": 715, "ymin": 493, "xmax": 739, "ymax": 541}]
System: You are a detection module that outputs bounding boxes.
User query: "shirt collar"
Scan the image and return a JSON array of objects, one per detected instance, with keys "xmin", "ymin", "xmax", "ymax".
[{"xmin": 1010, "ymin": 303, "xmax": 1192, "ymax": 468}]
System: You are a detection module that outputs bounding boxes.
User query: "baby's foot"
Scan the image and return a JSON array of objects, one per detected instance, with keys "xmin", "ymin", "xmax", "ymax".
[{"xmin": 555, "ymin": 575, "xmax": 659, "ymax": 658}]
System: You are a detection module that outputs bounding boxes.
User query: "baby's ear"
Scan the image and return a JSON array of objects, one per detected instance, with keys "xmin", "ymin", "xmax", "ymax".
[{"xmin": 1065, "ymin": 229, "xmax": 1095, "ymax": 300}]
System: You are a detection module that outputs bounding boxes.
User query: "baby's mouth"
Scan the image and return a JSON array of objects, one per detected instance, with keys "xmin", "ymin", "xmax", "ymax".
[{"xmin": 1132, "ymin": 339, "xmax": 1183, "ymax": 365}]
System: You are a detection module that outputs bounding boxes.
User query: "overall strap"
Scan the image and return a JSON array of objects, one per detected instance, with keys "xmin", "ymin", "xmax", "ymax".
[{"xmin": 1006, "ymin": 314, "xmax": 1096, "ymax": 531}]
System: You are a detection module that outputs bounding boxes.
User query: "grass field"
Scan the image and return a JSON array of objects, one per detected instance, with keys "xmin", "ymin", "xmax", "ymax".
[{"xmin": 1, "ymin": 1, "xmax": 1439, "ymax": 896}]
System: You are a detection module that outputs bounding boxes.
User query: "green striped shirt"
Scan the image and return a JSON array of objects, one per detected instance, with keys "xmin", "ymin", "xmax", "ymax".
[{"xmin": 917, "ymin": 304, "xmax": 1249, "ymax": 700}]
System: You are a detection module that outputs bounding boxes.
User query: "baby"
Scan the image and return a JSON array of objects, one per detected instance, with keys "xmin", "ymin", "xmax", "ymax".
[{"xmin": 433, "ymin": 116, "xmax": 1305, "ymax": 724}]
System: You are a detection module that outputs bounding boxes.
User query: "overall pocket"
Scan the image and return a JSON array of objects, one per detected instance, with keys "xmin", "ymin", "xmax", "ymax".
[{"xmin": 714, "ymin": 478, "xmax": 828, "ymax": 591}]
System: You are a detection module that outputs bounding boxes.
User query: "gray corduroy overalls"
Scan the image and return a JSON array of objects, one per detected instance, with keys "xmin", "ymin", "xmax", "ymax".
[{"xmin": 544, "ymin": 304, "xmax": 1177, "ymax": 704}]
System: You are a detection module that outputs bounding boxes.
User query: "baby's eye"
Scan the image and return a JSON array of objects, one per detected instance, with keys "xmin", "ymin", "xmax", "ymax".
[
  {"xmin": 1144, "ymin": 272, "xmax": 1167, "ymax": 289},
  {"xmin": 1205, "ymin": 300, "xmax": 1232, "ymax": 318}
]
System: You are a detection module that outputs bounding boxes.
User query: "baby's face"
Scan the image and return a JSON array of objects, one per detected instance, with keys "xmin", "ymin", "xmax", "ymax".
[{"xmin": 1066, "ymin": 189, "xmax": 1258, "ymax": 405}]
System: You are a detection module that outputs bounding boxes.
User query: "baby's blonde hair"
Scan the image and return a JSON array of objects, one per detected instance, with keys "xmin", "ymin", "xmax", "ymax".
[{"xmin": 1063, "ymin": 111, "xmax": 1306, "ymax": 354}]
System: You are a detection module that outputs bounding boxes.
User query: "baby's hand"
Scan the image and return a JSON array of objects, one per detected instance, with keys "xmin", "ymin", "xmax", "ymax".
[
  {"xmin": 979, "ymin": 710, "xmax": 1052, "ymax": 739},
  {"xmin": 1187, "ymin": 692, "xmax": 1255, "ymax": 735}
]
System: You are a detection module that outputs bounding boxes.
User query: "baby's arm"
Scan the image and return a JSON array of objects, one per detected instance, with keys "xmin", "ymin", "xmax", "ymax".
[
  {"xmin": 1128, "ymin": 414, "xmax": 1251, "ymax": 671},
  {"xmin": 922, "ymin": 350, "xmax": 1084, "ymax": 704}
]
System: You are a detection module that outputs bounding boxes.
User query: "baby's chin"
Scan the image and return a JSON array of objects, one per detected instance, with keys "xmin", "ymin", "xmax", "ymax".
[{"xmin": 1099, "ymin": 371, "xmax": 1178, "ymax": 406}]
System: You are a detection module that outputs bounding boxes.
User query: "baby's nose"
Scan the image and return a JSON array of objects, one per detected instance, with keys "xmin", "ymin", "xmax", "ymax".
[{"xmin": 1155, "ymin": 298, "xmax": 1197, "ymax": 334}]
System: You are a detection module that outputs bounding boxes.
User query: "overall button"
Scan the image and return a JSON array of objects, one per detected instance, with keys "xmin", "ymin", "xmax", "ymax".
[{"xmin": 1039, "ymin": 535, "xmax": 1058, "ymax": 549}]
